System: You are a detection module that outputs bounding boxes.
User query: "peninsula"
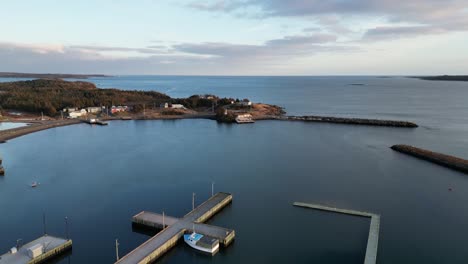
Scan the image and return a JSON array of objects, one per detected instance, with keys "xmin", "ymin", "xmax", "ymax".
[
  {"xmin": 0, "ymin": 78, "xmax": 418, "ymax": 142},
  {"xmin": 412, "ymin": 75, "xmax": 468, "ymax": 82},
  {"xmin": 0, "ymin": 72, "xmax": 109, "ymax": 79}
]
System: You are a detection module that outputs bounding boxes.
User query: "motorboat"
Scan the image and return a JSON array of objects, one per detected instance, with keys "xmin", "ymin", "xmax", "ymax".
[{"xmin": 184, "ymin": 232, "xmax": 219, "ymax": 255}]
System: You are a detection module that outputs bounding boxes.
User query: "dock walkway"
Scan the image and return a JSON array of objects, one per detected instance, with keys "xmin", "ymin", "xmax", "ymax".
[
  {"xmin": 293, "ymin": 202, "xmax": 380, "ymax": 264},
  {"xmin": 116, "ymin": 192, "xmax": 235, "ymax": 264},
  {"xmin": 0, "ymin": 235, "xmax": 72, "ymax": 264}
]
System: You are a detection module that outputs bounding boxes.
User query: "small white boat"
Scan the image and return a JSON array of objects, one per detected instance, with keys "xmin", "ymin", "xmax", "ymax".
[
  {"xmin": 184, "ymin": 232, "xmax": 219, "ymax": 255},
  {"xmin": 31, "ymin": 182, "xmax": 38, "ymax": 188}
]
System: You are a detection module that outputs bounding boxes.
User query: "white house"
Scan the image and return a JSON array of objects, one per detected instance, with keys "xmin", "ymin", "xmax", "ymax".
[
  {"xmin": 171, "ymin": 104, "xmax": 185, "ymax": 109},
  {"xmin": 239, "ymin": 101, "xmax": 252, "ymax": 107},
  {"xmin": 63, "ymin": 107, "xmax": 77, "ymax": 113},
  {"xmin": 68, "ymin": 109, "xmax": 87, "ymax": 118},
  {"xmin": 86, "ymin": 107, "xmax": 101, "ymax": 113},
  {"xmin": 160, "ymin": 103, "xmax": 169, "ymax": 109}
]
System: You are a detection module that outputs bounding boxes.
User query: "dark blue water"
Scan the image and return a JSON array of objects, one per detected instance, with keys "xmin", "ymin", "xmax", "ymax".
[{"xmin": 1, "ymin": 76, "xmax": 468, "ymax": 263}]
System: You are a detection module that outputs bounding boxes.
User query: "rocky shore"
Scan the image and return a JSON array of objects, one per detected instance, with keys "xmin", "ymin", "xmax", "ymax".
[
  {"xmin": 391, "ymin": 144, "xmax": 468, "ymax": 174},
  {"xmin": 265, "ymin": 115, "xmax": 418, "ymax": 128}
]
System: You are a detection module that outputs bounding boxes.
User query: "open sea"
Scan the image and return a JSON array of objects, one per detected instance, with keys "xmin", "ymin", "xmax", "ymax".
[{"xmin": 1, "ymin": 76, "xmax": 468, "ymax": 263}]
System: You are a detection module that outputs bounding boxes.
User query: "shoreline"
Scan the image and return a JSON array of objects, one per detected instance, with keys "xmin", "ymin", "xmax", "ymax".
[
  {"xmin": 0, "ymin": 113, "xmax": 418, "ymax": 143},
  {"xmin": 0, "ymin": 119, "xmax": 81, "ymax": 143}
]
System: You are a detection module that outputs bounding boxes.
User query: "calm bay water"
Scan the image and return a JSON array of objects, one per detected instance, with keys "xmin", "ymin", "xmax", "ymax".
[
  {"xmin": 0, "ymin": 122, "xmax": 28, "ymax": 131},
  {"xmin": 1, "ymin": 76, "xmax": 468, "ymax": 263}
]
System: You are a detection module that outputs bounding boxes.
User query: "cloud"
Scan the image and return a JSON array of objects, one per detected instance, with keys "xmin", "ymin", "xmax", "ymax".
[
  {"xmin": 363, "ymin": 25, "xmax": 447, "ymax": 40},
  {"xmin": 188, "ymin": 0, "xmax": 239, "ymax": 12},
  {"xmin": 0, "ymin": 42, "xmax": 66, "ymax": 54},
  {"xmin": 172, "ymin": 33, "xmax": 348, "ymax": 61},
  {"xmin": 69, "ymin": 45, "xmax": 164, "ymax": 55},
  {"xmin": 0, "ymin": 34, "xmax": 356, "ymax": 75},
  {"xmin": 189, "ymin": 0, "xmax": 468, "ymax": 39}
]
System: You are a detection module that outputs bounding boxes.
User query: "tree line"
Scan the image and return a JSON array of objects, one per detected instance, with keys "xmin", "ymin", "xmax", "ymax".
[{"xmin": 0, "ymin": 79, "xmax": 170, "ymax": 115}]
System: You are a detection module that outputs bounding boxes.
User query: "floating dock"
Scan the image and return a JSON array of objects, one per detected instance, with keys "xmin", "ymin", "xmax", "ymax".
[
  {"xmin": 0, "ymin": 235, "xmax": 72, "ymax": 264},
  {"xmin": 116, "ymin": 192, "xmax": 235, "ymax": 264},
  {"xmin": 293, "ymin": 202, "xmax": 380, "ymax": 264}
]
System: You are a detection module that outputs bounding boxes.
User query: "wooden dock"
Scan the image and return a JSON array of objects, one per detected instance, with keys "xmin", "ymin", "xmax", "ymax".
[
  {"xmin": 293, "ymin": 202, "xmax": 380, "ymax": 264},
  {"xmin": 116, "ymin": 192, "xmax": 235, "ymax": 264},
  {"xmin": 0, "ymin": 235, "xmax": 72, "ymax": 264}
]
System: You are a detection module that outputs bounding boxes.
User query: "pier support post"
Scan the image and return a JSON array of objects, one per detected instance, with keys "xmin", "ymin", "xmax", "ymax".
[
  {"xmin": 192, "ymin": 192, "xmax": 196, "ymax": 210},
  {"xmin": 115, "ymin": 239, "xmax": 120, "ymax": 261},
  {"xmin": 43, "ymin": 213, "xmax": 47, "ymax": 235}
]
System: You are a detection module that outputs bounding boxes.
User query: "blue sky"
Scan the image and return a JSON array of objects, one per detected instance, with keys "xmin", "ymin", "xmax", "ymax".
[{"xmin": 1, "ymin": 0, "xmax": 467, "ymax": 75}]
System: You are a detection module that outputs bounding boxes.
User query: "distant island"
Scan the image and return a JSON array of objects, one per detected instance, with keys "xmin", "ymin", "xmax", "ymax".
[
  {"xmin": 0, "ymin": 72, "xmax": 110, "ymax": 79},
  {"xmin": 413, "ymin": 75, "xmax": 468, "ymax": 82}
]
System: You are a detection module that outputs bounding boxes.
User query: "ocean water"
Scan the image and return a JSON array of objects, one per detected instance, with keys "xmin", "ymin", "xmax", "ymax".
[
  {"xmin": 0, "ymin": 122, "xmax": 28, "ymax": 131},
  {"xmin": 1, "ymin": 76, "xmax": 468, "ymax": 263}
]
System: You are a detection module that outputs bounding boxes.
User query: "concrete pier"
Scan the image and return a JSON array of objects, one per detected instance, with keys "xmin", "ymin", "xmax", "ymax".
[
  {"xmin": 293, "ymin": 202, "xmax": 380, "ymax": 264},
  {"xmin": 116, "ymin": 192, "xmax": 235, "ymax": 264},
  {"xmin": 0, "ymin": 235, "xmax": 72, "ymax": 264}
]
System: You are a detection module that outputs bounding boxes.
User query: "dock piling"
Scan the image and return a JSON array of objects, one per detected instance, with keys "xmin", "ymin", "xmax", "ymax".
[
  {"xmin": 115, "ymin": 239, "xmax": 120, "ymax": 261},
  {"xmin": 42, "ymin": 213, "xmax": 47, "ymax": 235}
]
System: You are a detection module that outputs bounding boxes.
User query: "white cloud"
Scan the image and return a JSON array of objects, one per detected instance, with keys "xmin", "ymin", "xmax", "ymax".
[{"xmin": 189, "ymin": 0, "xmax": 468, "ymax": 39}]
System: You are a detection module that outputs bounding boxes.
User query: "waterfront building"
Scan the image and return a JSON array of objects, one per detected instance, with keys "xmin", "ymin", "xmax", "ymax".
[
  {"xmin": 62, "ymin": 107, "xmax": 77, "ymax": 113},
  {"xmin": 239, "ymin": 100, "xmax": 252, "ymax": 107},
  {"xmin": 111, "ymin": 106, "xmax": 128, "ymax": 114},
  {"xmin": 172, "ymin": 104, "xmax": 185, "ymax": 109},
  {"xmin": 86, "ymin": 107, "xmax": 101, "ymax": 113},
  {"xmin": 68, "ymin": 109, "xmax": 87, "ymax": 118}
]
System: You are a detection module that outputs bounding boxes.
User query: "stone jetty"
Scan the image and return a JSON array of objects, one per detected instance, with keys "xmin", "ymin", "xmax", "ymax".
[
  {"xmin": 391, "ymin": 144, "xmax": 468, "ymax": 174},
  {"xmin": 270, "ymin": 115, "xmax": 418, "ymax": 127}
]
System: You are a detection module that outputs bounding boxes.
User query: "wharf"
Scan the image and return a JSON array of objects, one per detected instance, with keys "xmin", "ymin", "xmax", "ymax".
[
  {"xmin": 293, "ymin": 202, "xmax": 380, "ymax": 264},
  {"xmin": 116, "ymin": 192, "xmax": 235, "ymax": 264},
  {"xmin": 0, "ymin": 235, "xmax": 72, "ymax": 264}
]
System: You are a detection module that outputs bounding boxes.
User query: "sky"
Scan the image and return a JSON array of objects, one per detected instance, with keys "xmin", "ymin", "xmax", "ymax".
[{"xmin": 0, "ymin": 0, "xmax": 468, "ymax": 75}]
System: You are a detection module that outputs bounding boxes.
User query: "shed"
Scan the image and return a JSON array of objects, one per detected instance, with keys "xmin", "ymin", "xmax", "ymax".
[{"xmin": 27, "ymin": 244, "xmax": 43, "ymax": 258}]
